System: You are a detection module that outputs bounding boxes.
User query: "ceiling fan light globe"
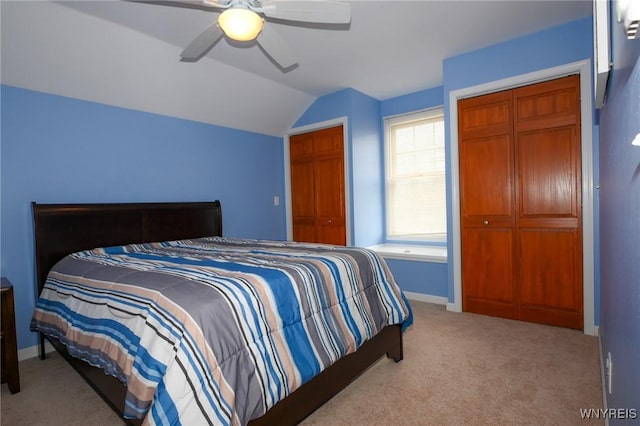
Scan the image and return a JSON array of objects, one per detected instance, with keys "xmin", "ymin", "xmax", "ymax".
[{"xmin": 218, "ymin": 8, "xmax": 263, "ymax": 41}]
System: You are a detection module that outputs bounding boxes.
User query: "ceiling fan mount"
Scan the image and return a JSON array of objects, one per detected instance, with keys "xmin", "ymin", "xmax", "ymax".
[{"xmin": 152, "ymin": 0, "xmax": 351, "ymax": 69}]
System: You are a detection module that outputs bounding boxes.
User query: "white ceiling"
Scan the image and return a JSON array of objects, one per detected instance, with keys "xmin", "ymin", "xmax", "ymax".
[{"xmin": 1, "ymin": 1, "xmax": 592, "ymax": 136}]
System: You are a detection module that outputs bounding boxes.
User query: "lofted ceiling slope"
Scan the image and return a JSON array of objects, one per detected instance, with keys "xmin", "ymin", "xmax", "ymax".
[{"xmin": 1, "ymin": 1, "xmax": 592, "ymax": 137}]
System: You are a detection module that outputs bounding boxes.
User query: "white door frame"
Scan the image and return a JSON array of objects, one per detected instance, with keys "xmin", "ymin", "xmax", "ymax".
[{"xmin": 447, "ymin": 60, "xmax": 597, "ymax": 336}]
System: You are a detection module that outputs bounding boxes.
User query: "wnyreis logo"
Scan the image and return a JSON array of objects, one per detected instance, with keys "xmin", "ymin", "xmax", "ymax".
[{"xmin": 580, "ymin": 408, "xmax": 638, "ymax": 419}]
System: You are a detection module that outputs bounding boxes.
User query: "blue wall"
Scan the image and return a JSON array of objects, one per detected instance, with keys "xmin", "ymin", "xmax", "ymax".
[
  {"xmin": 380, "ymin": 86, "xmax": 444, "ymax": 119},
  {"xmin": 598, "ymin": 5, "xmax": 640, "ymax": 419},
  {"xmin": 443, "ymin": 18, "xmax": 593, "ymax": 90},
  {"xmin": 0, "ymin": 85, "xmax": 286, "ymax": 351},
  {"xmin": 385, "ymin": 258, "xmax": 447, "ymax": 298}
]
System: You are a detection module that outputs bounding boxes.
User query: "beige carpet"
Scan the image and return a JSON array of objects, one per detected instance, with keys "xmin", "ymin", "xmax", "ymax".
[{"xmin": 1, "ymin": 302, "xmax": 603, "ymax": 425}]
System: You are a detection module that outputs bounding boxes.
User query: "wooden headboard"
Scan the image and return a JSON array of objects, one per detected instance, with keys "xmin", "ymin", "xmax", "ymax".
[{"xmin": 32, "ymin": 200, "xmax": 222, "ymax": 297}]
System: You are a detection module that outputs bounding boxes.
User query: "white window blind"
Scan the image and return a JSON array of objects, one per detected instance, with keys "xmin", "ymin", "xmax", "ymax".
[{"xmin": 385, "ymin": 109, "xmax": 446, "ymax": 241}]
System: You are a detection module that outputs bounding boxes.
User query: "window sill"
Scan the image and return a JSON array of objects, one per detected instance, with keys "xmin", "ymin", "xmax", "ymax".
[{"xmin": 369, "ymin": 244, "xmax": 447, "ymax": 263}]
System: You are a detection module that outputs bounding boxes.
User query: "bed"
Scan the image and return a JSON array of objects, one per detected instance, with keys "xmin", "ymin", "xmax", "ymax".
[{"xmin": 30, "ymin": 200, "xmax": 412, "ymax": 425}]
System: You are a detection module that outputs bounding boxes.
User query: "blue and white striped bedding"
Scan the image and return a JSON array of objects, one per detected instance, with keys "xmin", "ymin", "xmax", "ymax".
[{"xmin": 31, "ymin": 237, "xmax": 412, "ymax": 425}]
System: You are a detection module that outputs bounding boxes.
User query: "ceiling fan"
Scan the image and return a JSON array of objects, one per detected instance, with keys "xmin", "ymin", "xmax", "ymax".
[{"xmin": 153, "ymin": 0, "xmax": 351, "ymax": 69}]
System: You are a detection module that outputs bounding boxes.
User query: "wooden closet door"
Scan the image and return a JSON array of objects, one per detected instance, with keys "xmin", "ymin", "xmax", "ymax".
[
  {"xmin": 459, "ymin": 75, "xmax": 583, "ymax": 330},
  {"xmin": 514, "ymin": 75, "xmax": 583, "ymax": 329},
  {"xmin": 459, "ymin": 90, "xmax": 518, "ymax": 320},
  {"xmin": 290, "ymin": 126, "xmax": 346, "ymax": 245}
]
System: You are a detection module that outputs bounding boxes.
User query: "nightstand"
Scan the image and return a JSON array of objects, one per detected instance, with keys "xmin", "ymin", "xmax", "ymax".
[{"xmin": 1, "ymin": 277, "xmax": 20, "ymax": 393}]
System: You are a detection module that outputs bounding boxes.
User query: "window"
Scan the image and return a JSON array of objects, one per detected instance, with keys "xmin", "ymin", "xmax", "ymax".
[{"xmin": 384, "ymin": 109, "xmax": 446, "ymax": 242}]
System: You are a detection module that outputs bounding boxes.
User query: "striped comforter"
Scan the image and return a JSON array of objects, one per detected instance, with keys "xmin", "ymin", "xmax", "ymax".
[{"xmin": 31, "ymin": 237, "xmax": 412, "ymax": 426}]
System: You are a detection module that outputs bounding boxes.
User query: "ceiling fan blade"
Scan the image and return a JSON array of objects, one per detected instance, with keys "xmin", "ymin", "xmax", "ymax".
[
  {"xmin": 180, "ymin": 22, "xmax": 224, "ymax": 61},
  {"xmin": 128, "ymin": 0, "xmax": 225, "ymax": 12},
  {"xmin": 256, "ymin": 24, "xmax": 297, "ymax": 68},
  {"xmin": 262, "ymin": 1, "xmax": 351, "ymax": 24}
]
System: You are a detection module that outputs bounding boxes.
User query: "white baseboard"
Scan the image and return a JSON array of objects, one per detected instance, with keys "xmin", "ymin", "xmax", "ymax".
[
  {"xmin": 404, "ymin": 292, "xmax": 448, "ymax": 305},
  {"xmin": 446, "ymin": 302, "xmax": 461, "ymax": 313},
  {"xmin": 18, "ymin": 342, "xmax": 55, "ymax": 362}
]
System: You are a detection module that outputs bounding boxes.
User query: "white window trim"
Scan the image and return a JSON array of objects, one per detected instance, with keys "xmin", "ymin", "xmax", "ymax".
[{"xmin": 369, "ymin": 243, "xmax": 447, "ymax": 263}]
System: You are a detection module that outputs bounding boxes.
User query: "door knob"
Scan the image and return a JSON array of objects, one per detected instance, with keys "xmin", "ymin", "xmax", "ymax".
[{"xmin": 483, "ymin": 220, "xmax": 489, "ymax": 225}]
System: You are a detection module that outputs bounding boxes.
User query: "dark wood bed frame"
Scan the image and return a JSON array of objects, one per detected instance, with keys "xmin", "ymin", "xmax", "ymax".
[{"xmin": 32, "ymin": 200, "xmax": 404, "ymax": 425}]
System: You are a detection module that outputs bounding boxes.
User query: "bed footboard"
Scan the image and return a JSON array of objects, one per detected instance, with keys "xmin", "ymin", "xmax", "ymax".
[{"xmin": 249, "ymin": 324, "xmax": 403, "ymax": 426}]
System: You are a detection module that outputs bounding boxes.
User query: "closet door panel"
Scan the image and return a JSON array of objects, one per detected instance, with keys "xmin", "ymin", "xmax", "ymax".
[
  {"xmin": 519, "ymin": 230, "xmax": 580, "ymax": 308},
  {"xmin": 459, "ymin": 90, "xmax": 512, "ymax": 138},
  {"xmin": 515, "ymin": 79, "xmax": 578, "ymax": 130},
  {"xmin": 514, "ymin": 75, "xmax": 582, "ymax": 329},
  {"xmin": 518, "ymin": 127, "xmax": 579, "ymax": 217},
  {"xmin": 314, "ymin": 156, "xmax": 344, "ymax": 218},
  {"xmin": 462, "ymin": 227, "xmax": 516, "ymax": 319},
  {"xmin": 315, "ymin": 221, "xmax": 346, "ymax": 246},
  {"xmin": 460, "ymin": 135, "xmax": 513, "ymax": 217},
  {"xmin": 519, "ymin": 229, "xmax": 582, "ymax": 329},
  {"xmin": 459, "ymin": 90, "xmax": 517, "ymax": 319},
  {"xmin": 314, "ymin": 127, "xmax": 343, "ymax": 153},
  {"xmin": 290, "ymin": 159, "xmax": 315, "ymax": 218},
  {"xmin": 292, "ymin": 219, "xmax": 316, "ymax": 243},
  {"xmin": 314, "ymin": 156, "xmax": 346, "ymax": 245},
  {"xmin": 290, "ymin": 158, "xmax": 316, "ymax": 243},
  {"xmin": 290, "ymin": 134, "xmax": 314, "ymax": 158},
  {"xmin": 313, "ymin": 126, "xmax": 345, "ymax": 245}
]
